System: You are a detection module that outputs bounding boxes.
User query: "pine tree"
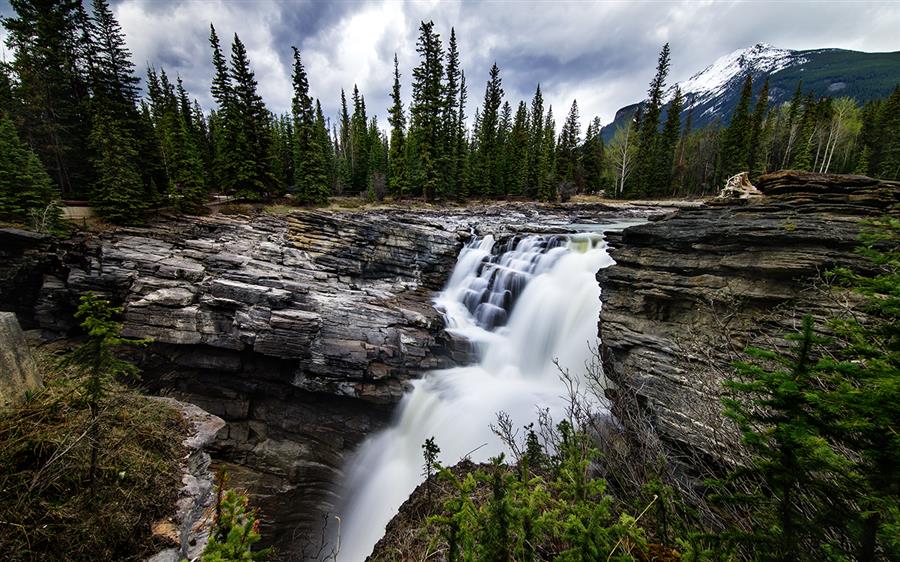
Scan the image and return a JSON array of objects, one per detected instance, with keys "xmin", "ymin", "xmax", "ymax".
[
  {"xmin": 455, "ymin": 71, "xmax": 469, "ymax": 200},
  {"xmin": 290, "ymin": 47, "xmax": 329, "ymax": 205},
  {"xmin": 89, "ymin": 113, "xmax": 146, "ymax": 224},
  {"xmin": 337, "ymin": 90, "xmax": 352, "ymax": 194},
  {"xmin": 228, "ymin": 33, "xmax": 276, "ymax": 199},
  {"xmin": 632, "ymin": 43, "xmax": 671, "ymax": 198},
  {"xmin": 747, "ymin": 78, "xmax": 770, "ymax": 177},
  {"xmin": 537, "ymin": 107, "xmax": 556, "ymax": 202},
  {"xmin": 875, "ymin": 86, "xmax": 900, "ymax": 180},
  {"xmin": 656, "ymin": 86, "xmax": 683, "ymax": 194},
  {"xmin": 4, "ymin": 0, "xmax": 94, "ymax": 197},
  {"xmin": 408, "ymin": 20, "xmax": 444, "ymax": 201},
  {"xmin": 721, "ymin": 74, "xmax": 754, "ymax": 178},
  {"xmin": 722, "ymin": 316, "xmax": 851, "ymax": 560},
  {"xmin": 505, "ymin": 101, "xmax": 530, "ymax": 197},
  {"xmin": 88, "ymin": 0, "xmax": 140, "ymax": 122},
  {"xmin": 441, "ymin": 28, "xmax": 462, "ymax": 198},
  {"xmin": 387, "ymin": 54, "xmax": 408, "ymax": 199},
  {"xmin": 0, "ymin": 111, "xmax": 56, "ymax": 223},
  {"xmin": 556, "ymin": 99, "xmax": 581, "ymax": 197},
  {"xmin": 525, "ymin": 85, "xmax": 545, "ymax": 198},
  {"xmin": 349, "ymin": 85, "xmax": 370, "ymax": 193},
  {"xmin": 473, "ymin": 63, "xmax": 504, "ymax": 198},
  {"xmin": 581, "ymin": 116, "xmax": 605, "ymax": 194}
]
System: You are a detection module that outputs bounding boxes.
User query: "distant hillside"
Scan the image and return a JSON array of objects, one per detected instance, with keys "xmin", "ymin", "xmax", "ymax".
[{"xmin": 601, "ymin": 44, "xmax": 900, "ymax": 140}]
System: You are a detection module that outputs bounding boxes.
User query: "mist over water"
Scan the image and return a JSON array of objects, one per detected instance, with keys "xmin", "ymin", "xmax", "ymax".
[{"xmin": 336, "ymin": 229, "xmax": 621, "ymax": 560}]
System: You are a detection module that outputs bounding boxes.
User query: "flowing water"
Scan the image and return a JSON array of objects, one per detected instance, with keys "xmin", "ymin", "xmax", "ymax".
[{"xmin": 336, "ymin": 224, "xmax": 632, "ymax": 560}]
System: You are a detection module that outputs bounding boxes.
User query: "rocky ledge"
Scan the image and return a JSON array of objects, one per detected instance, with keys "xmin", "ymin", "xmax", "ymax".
[{"xmin": 598, "ymin": 171, "xmax": 900, "ymax": 466}]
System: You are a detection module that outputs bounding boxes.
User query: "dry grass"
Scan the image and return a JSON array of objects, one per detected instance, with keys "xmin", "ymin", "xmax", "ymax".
[{"xmin": 0, "ymin": 350, "xmax": 187, "ymax": 561}]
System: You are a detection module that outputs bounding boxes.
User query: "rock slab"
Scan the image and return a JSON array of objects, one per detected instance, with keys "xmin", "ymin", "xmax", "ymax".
[{"xmin": 0, "ymin": 311, "xmax": 41, "ymax": 408}]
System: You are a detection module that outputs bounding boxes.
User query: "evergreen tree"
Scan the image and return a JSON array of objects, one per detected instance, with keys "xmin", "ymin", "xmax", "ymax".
[
  {"xmin": 875, "ymin": 86, "xmax": 900, "ymax": 180},
  {"xmin": 337, "ymin": 89, "xmax": 352, "ymax": 194},
  {"xmin": 747, "ymin": 78, "xmax": 770, "ymax": 177},
  {"xmin": 581, "ymin": 116, "xmax": 605, "ymax": 194},
  {"xmin": 556, "ymin": 99, "xmax": 581, "ymax": 196},
  {"xmin": 442, "ymin": 28, "xmax": 462, "ymax": 198},
  {"xmin": 721, "ymin": 74, "xmax": 754, "ymax": 178},
  {"xmin": 349, "ymin": 85, "xmax": 370, "ymax": 193},
  {"xmin": 537, "ymin": 107, "xmax": 556, "ymax": 202},
  {"xmin": 290, "ymin": 47, "xmax": 329, "ymax": 205},
  {"xmin": 632, "ymin": 43, "xmax": 670, "ymax": 198},
  {"xmin": 88, "ymin": 0, "xmax": 139, "ymax": 122},
  {"xmin": 473, "ymin": 63, "xmax": 504, "ymax": 197},
  {"xmin": 228, "ymin": 33, "xmax": 276, "ymax": 199},
  {"xmin": 656, "ymin": 86, "xmax": 683, "ymax": 193},
  {"xmin": 408, "ymin": 20, "xmax": 444, "ymax": 201},
  {"xmin": 4, "ymin": 0, "xmax": 94, "ymax": 197},
  {"xmin": 0, "ymin": 111, "xmax": 56, "ymax": 223},
  {"xmin": 89, "ymin": 113, "xmax": 146, "ymax": 224},
  {"xmin": 387, "ymin": 54, "xmax": 408, "ymax": 199},
  {"xmin": 455, "ymin": 71, "xmax": 469, "ymax": 200},
  {"xmin": 525, "ymin": 85, "xmax": 545, "ymax": 198},
  {"xmin": 505, "ymin": 101, "xmax": 530, "ymax": 197}
]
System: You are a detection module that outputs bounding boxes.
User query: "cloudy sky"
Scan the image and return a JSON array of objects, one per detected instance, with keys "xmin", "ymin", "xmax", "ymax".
[{"xmin": 1, "ymin": 0, "xmax": 899, "ymax": 130}]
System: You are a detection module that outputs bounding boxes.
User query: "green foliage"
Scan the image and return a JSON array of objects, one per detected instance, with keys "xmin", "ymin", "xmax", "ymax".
[
  {"xmin": 290, "ymin": 47, "xmax": 330, "ymax": 206},
  {"xmin": 428, "ymin": 421, "xmax": 652, "ymax": 561},
  {"xmin": 0, "ymin": 317, "xmax": 183, "ymax": 561},
  {"xmin": 59, "ymin": 293, "xmax": 150, "ymax": 491},
  {"xmin": 202, "ymin": 485, "xmax": 269, "ymax": 561},
  {"xmin": 89, "ymin": 113, "xmax": 148, "ymax": 224},
  {"xmin": 718, "ymin": 218, "xmax": 900, "ymax": 560},
  {"xmin": 0, "ymin": 111, "xmax": 57, "ymax": 224}
]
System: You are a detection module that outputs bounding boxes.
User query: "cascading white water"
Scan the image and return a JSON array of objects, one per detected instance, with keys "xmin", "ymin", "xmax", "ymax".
[{"xmin": 336, "ymin": 230, "xmax": 619, "ymax": 561}]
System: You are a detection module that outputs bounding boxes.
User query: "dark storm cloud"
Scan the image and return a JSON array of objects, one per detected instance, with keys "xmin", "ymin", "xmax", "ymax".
[{"xmin": 2, "ymin": 0, "xmax": 898, "ymax": 132}]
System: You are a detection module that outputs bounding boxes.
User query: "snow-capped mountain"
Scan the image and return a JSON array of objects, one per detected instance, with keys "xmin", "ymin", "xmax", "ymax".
[
  {"xmin": 668, "ymin": 43, "xmax": 804, "ymax": 115},
  {"xmin": 601, "ymin": 44, "xmax": 900, "ymax": 140}
]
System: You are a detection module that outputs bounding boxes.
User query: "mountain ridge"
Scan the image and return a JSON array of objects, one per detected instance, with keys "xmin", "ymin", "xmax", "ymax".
[{"xmin": 600, "ymin": 44, "xmax": 900, "ymax": 140}]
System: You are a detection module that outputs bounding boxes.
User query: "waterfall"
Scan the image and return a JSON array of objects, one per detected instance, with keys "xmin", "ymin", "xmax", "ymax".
[{"xmin": 336, "ymin": 229, "xmax": 621, "ymax": 561}]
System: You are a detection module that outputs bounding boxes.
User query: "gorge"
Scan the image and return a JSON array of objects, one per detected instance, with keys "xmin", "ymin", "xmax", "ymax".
[{"xmin": 1, "ymin": 172, "xmax": 898, "ymax": 560}]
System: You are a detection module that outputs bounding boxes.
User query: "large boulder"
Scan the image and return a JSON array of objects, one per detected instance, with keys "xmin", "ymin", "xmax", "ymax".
[{"xmin": 0, "ymin": 312, "xmax": 42, "ymax": 408}]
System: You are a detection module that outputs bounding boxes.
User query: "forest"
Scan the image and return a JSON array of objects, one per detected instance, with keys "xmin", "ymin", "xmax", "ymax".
[{"xmin": 0, "ymin": 0, "xmax": 899, "ymax": 226}]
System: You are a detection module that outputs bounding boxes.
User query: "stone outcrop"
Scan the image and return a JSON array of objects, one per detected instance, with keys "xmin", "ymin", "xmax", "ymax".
[
  {"xmin": 0, "ymin": 311, "xmax": 42, "ymax": 408},
  {"xmin": 147, "ymin": 398, "xmax": 225, "ymax": 562},
  {"xmin": 598, "ymin": 171, "xmax": 900, "ymax": 463}
]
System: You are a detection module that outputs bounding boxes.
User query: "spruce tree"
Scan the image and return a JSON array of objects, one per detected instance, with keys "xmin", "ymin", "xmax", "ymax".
[
  {"xmin": 747, "ymin": 78, "xmax": 770, "ymax": 177},
  {"xmin": 556, "ymin": 99, "xmax": 581, "ymax": 195},
  {"xmin": 290, "ymin": 47, "xmax": 329, "ymax": 205},
  {"xmin": 631, "ymin": 43, "xmax": 670, "ymax": 198},
  {"xmin": 581, "ymin": 116, "xmax": 606, "ymax": 194},
  {"xmin": 387, "ymin": 54, "xmax": 408, "ymax": 199},
  {"xmin": 337, "ymin": 89, "xmax": 352, "ymax": 194},
  {"xmin": 875, "ymin": 86, "xmax": 900, "ymax": 180},
  {"xmin": 506, "ymin": 101, "xmax": 530, "ymax": 197},
  {"xmin": 536, "ymin": 107, "xmax": 556, "ymax": 202},
  {"xmin": 4, "ymin": 0, "xmax": 94, "ymax": 197},
  {"xmin": 89, "ymin": 114, "xmax": 147, "ymax": 224},
  {"xmin": 525, "ymin": 85, "xmax": 545, "ymax": 198},
  {"xmin": 349, "ymin": 85, "xmax": 370, "ymax": 193},
  {"xmin": 229, "ymin": 34, "xmax": 276, "ymax": 199},
  {"xmin": 89, "ymin": 0, "xmax": 140, "ymax": 122},
  {"xmin": 473, "ymin": 63, "xmax": 504, "ymax": 198},
  {"xmin": 455, "ymin": 71, "xmax": 469, "ymax": 200},
  {"xmin": 0, "ymin": 112, "xmax": 56, "ymax": 223},
  {"xmin": 408, "ymin": 20, "xmax": 444, "ymax": 201},
  {"xmin": 442, "ymin": 28, "xmax": 462, "ymax": 198},
  {"xmin": 721, "ymin": 74, "xmax": 754, "ymax": 178},
  {"xmin": 656, "ymin": 86, "xmax": 683, "ymax": 194}
]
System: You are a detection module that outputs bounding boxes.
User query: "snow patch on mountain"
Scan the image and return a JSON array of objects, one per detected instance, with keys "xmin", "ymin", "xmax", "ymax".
[{"xmin": 667, "ymin": 43, "xmax": 805, "ymax": 109}]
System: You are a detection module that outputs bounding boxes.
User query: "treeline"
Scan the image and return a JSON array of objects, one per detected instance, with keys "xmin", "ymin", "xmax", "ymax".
[{"xmin": 1, "ymin": 2, "xmax": 900, "ymax": 226}]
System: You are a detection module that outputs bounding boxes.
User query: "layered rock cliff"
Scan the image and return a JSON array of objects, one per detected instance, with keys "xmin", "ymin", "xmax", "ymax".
[{"xmin": 597, "ymin": 171, "xmax": 900, "ymax": 465}]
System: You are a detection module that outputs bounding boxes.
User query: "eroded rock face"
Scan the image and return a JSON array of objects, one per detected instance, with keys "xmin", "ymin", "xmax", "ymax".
[
  {"xmin": 0, "ymin": 311, "xmax": 42, "ymax": 408},
  {"xmin": 598, "ymin": 171, "xmax": 900, "ymax": 464}
]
